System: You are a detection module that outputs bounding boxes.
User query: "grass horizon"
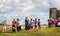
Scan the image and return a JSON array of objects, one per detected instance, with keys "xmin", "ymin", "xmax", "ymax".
[{"xmin": 0, "ymin": 27, "xmax": 60, "ymax": 36}]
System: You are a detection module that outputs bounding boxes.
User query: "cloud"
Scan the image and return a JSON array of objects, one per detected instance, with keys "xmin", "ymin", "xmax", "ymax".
[
  {"xmin": 0, "ymin": 4, "xmax": 10, "ymax": 8},
  {"xmin": 0, "ymin": 4, "xmax": 12, "ymax": 13},
  {"xmin": 28, "ymin": 0, "xmax": 50, "ymax": 12},
  {"xmin": 0, "ymin": 0, "xmax": 50, "ymax": 24},
  {"xmin": 33, "ymin": 0, "xmax": 50, "ymax": 7},
  {"xmin": 54, "ymin": 0, "xmax": 60, "ymax": 9},
  {"xmin": 49, "ymin": 0, "xmax": 60, "ymax": 9}
]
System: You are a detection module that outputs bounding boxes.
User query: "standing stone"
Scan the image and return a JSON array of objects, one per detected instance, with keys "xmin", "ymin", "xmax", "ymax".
[{"xmin": 49, "ymin": 8, "xmax": 57, "ymax": 19}]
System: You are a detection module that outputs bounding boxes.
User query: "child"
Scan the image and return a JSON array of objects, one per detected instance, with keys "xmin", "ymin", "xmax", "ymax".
[{"xmin": 2, "ymin": 20, "xmax": 6, "ymax": 32}]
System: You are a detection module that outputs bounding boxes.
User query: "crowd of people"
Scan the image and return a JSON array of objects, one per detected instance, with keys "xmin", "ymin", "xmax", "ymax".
[
  {"xmin": 2, "ymin": 19, "xmax": 22, "ymax": 32},
  {"xmin": 48, "ymin": 17, "xmax": 60, "ymax": 27},
  {"xmin": 12, "ymin": 19, "xmax": 21, "ymax": 32},
  {"xmin": 25, "ymin": 17, "xmax": 40, "ymax": 30},
  {"xmin": 2, "ymin": 17, "xmax": 41, "ymax": 32},
  {"xmin": 1, "ymin": 17, "xmax": 60, "ymax": 32}
]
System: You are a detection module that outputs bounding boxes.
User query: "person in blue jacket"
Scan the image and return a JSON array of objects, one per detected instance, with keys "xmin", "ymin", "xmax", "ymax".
[{"xmin": 25, "ymin": 17, "xmax": 29, "ymax": 30}]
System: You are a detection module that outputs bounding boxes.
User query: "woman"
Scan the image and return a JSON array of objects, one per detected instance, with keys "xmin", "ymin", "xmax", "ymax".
[
  {"xmin": 30, "ymin": 19, "xmax": 34, "ymax": 29},
  {"xmin": 50, "ymin": 18, "xmax": 55, "ymax": 27},
  {"xmin": 2, "ymin": 20, "xmax": 6, "ymax": 32},
  {"xmin": 57, "ymin": 18, "xmax": 60, "ymax": 26},
  {"xmin": 38, "ymin": 19, "xmax": 40, "ymax": 28}
]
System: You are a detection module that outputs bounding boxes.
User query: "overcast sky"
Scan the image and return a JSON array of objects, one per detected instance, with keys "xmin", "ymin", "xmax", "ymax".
[{"xmin": 0, "ymin": 0, "xmax": 60, "ymax": 25}]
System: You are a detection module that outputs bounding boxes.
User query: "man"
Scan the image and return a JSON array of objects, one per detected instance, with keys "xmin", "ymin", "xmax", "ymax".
[
  {"xmin": 12, "ymin": 19, "xmax": 17, "ymax": 32},
  {"xmin": 25, "ymin": 17, "xmax": 29, "ymax": 30}
]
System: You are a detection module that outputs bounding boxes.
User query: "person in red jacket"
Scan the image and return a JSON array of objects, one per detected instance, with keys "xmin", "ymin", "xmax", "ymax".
[
  {"xmin": 12, "ymin": 19, "xmax": 17, "ymax": 32},
  {"xmin": 50, "ymin": 18, "xmax": 56, "ymax": 27}
]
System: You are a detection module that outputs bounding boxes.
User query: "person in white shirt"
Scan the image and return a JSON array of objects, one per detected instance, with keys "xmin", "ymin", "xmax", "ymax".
[
  {"xmin": 17, "ymin": 19, "xmax": 22, "ymax": 31},
  {"xmin": 30, "ymin": 19, "xmax": 34, "ymax": 29},
  {"xmin": 2, "ymin": 20, "xmax": 6, "ymax": 32}
]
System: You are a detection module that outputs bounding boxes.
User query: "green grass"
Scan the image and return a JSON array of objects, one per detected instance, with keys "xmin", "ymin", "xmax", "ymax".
[{"xmin": 0, "ymin": 27, "xmax": 60, "ymax": 36}]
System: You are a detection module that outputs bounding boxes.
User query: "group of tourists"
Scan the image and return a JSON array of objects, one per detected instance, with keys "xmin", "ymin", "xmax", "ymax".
[
  {"xmin": 2, "ymin": 18, "xmax": 21, "ymax": 32},
  {"xmin": 48, "ymin": 17, "xmax": 60, "ymax": 27},
  {"xmin": 1, "ymin": 17, "xmax": 41, "ymax": 32},
  {"xmin": 25, "ymin": 17, "xmax": 41, "ymax": 30},
  {"xmin": 12, "ymin": 19, "xmax": 21, "ymax": 32},
  {"xmin": 2, "ymin": 17, "xmax": 60, "ymax": 32}
]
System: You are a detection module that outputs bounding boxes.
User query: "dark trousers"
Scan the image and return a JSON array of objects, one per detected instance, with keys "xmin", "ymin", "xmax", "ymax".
[
  {"xmin": 38, "ymin": 24, "xmax": 40, "ymax": 28},
  {"xmin": 55, "ymin": 22, "xmax": 57, "ymax": 27},
  {"xmin": 35, "ymin": 25, "xmax": 37, "ymax": 28},
  {"xmin": 25, "ymin": 24, "xmax": 30, "ymax": 30},
  {"xmin": 48, "ymin": 23, "xmax": 51, "ymax": 27},
  {"xmin": 12, "ymin": 25, "xmax": 16, "ymax": 32},
  {"xmin": 17, "ymin": 26, "xmax": 21, "ymax": 31}
]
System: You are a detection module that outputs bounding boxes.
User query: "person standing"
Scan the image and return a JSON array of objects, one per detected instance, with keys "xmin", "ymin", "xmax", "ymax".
[
  {"xmin": 12, "ymin": 19, "xmax": 17, "ymax": 32},
  {"xmin": 48, "ymin": 18, "xmax": 51, "ymax": 27},
  {"xmin": 19, "ymin": 20, "xmax": 22, "ymax": 30},
  {"xmin": 17, "ymin": 19, "xmax": 22, "ymax": 31},
  {"xmin": 38, "ymin": 19, "xmax": 41, "ymax": 28},
  {"xmin": 25, "ymin": 17, "xmax": 29, "ymax": 30},
  {"xmin": 2, "ymin": 20, "xmax": 7, "ymax": 32},
  {"xmin": 57, "ymin": 18, "xmax": 60, "ymax": 27},
  {"xmin": 34, "ymin": 19, "xmax": 37, "ymax": 28},
  {"xmin": 30, "ymin": 19, "xmax": 34, "ymax": 29},
  {"xmin": 50, "ymin": 18, "xmax": 55, "ymax": 27}
]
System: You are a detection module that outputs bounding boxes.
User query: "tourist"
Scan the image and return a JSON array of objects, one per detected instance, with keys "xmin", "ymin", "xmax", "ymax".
[
  {"xmin": 34, "ymin": 19, "xmax": 37, "ymax": 28},
  {"xmin": 2, "ymin": 20, "xmax": 6, "ymax": 32},
  {"xmin": 25, "ymin": 17, "xmax": 29, "ymax": 30},
  {"xmin": 12, "ymin": 19, "xmax": 17, "ymax": 32},
  {"xmin": 17, "ymin": 19, "xmax": 22, "ymax": 31},
  {"xmin": 48, "ymin": 18, "xmax": 51, "ymax": 27},
  {"xmin": 38, "ymin": 19, "xmax": 41, "ymax": 28},
  {"xmin": 30, "ymin": 19, "xmax": 34, "ymax": 29},
  {"xmin": 50, "ymin": 18, "xmax": 55, "ymax": 27},
  {"xmin": 57, "ymin": 18, "xmax": 60, "ymax": 27}
]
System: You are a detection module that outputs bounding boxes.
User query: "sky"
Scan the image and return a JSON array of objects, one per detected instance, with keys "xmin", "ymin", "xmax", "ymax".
[{"xmin": 0, "ymin": 0, "xmax": 60, "ymax": 25}]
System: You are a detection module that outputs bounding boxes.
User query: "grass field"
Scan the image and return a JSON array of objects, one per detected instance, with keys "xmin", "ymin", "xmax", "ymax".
[
  {"xmin": 0, "ymin": 25, "xmax": 12, "ymax": 32},
  {"xmin": 0, "ymin": 25, "xmax": 60, "ymax": 36},
  {"xmin": 0, "ymin": 25, "xmax": 25, "ymax": 32}
]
